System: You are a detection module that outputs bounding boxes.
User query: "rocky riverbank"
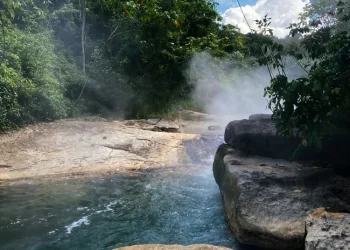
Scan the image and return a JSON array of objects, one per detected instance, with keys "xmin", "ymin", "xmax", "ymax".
[
  {"xmin": 213, "ymin": 115, "xmax": 350, "ymax": 250},
  {"xmin": 0, "ymin": 112, "xmax": 231, "ymax": 184},
  {"xmin": 0, "ymin": 119, "xmax": 199, "ymax": 183}
]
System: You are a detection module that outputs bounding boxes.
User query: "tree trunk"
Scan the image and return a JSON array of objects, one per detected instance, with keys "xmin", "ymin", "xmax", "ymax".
[{"xmin": 76, "ymin": 0, "xmax": 87, "ymax": 105}]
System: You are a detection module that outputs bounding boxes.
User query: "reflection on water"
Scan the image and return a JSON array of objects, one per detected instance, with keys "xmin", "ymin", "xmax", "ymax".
[{"xmin": 0, "ymin": 137, "xmax": 256, "ymax": 250}]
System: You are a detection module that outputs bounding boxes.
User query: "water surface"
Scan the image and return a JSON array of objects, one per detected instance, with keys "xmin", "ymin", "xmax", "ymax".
[{"xmin": 0, "ymin": 136, "xmax": 255, "ymax": 250}]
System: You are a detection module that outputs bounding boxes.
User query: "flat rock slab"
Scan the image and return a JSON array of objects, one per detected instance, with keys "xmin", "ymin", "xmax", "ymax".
[
  {"xmin": 213, "ymin": 145, "xmax": 350, "ymax": 250},
  {"xmin": 115, "ymin": 245, "xmax": 231, "ymax": 250},
  {"xmin": 306, "ymin": 208, "xmax": 350, "ymax": 250},
  {"xmin": 178, "ymin": 110, "xmax": 216, "ymax": 121},
  {"xmin": 0, "ymin": 120, "xmax": 197, "ymax": 181}
]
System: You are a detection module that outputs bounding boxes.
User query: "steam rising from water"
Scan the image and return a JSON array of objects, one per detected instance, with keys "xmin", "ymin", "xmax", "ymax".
[{"xmin": 185, "ymin": 52, "xmax": 306, "ymax": 120}]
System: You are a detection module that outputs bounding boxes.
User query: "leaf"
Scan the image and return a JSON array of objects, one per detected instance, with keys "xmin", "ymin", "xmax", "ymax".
[
  {"xmin": 294, "ymin": 189, "xmax": 302, "ymax": 193},
  {"xmin": 174, "ymin": 19, "xmax": 180, "ymax": 28}
]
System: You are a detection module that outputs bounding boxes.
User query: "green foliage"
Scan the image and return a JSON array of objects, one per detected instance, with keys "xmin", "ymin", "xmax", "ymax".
[
  {"xmin": 260, "ymin": 1, "xmax": 350, "ymax": 156},
  {"xmin": 87, "ymin": 0, "xmax": 250, "ymax": 118},
  {"xmin": 0, "ymin": 1, "xmax": 82, "ymax": 131},
  {"xmin": 0, "ymin": 0, "xmax": 261, "ymax": 131}
]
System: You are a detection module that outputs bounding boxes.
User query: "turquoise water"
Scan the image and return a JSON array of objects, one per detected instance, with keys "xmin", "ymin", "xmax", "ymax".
[{"xmin": 0, "ymin": 137, "xmax": 256, "ymax": 250}]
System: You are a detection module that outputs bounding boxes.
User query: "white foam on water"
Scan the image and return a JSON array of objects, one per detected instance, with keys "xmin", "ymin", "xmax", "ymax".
[
  {"xmin": 65, "ymin": 200, "xmax": 120, "ymax": 233},
  {"xmin": 105, "ymin": 200, "xmax": 119, "ymax": 211},
  {"xmin": 48, "ymin": 229, "xmax": 57, "ymax": 235},
  {"xmin": 95, "ymin": 200, "xmax": 119, "ymax": 214},
  {"xmin": 65, "ymin": 216, "xmax": 90, "ymax": 234},
  {"xmin": 77, "ymin": 207, "xmax": 89, "ymax": 211},
  {"xmin": 10, "ymin": 220, "xmax": 21, "ymax": 225}
]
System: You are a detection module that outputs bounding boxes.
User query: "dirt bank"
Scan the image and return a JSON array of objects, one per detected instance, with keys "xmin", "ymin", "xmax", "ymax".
[{"xmin": 0, "ymin": 120, "xmax": 200, "ymax": 183}]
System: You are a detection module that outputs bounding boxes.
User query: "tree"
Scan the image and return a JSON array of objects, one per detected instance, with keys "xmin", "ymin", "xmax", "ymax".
[
  {"xmin": 0, "ymin": 0, "xmax": 259, "ymax": 130},
  {"xmin": 0, "ymin": 0, "xmax": 82, "ymax": 131},
  {"xmin": 261, "ymin": 0, "xmax": 350, "ymax": 156}
]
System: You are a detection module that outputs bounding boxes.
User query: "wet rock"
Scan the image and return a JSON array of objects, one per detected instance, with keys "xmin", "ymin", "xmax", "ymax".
[
  {"xmin": 115, "ymin": 245, "xmax": 231, "ymax": 250},
  {"xmin": 151, "ymin": 125, "xmax": 180, "ymax": 133},
  {"xmin": 212, "ymin": 144, "xmax": 233, "ymax": 185},
  {"xmin": 306, "ymin": 208, "xmax": 350, "ymax": 250},
  {"xmin": 213, "ymin": 145, "xmax": 350, "ymax": 250}
]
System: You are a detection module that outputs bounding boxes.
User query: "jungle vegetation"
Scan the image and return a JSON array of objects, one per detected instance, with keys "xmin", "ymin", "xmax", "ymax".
[{"xmin": 0, "ymin": 0, "xmax": 349, "ymax": 154}]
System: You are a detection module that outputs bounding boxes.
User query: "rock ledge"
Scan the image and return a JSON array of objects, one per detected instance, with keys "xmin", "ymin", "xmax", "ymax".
[{"xmin": 213, "ymin": 145, "xmax": 350, "ymax": 250}]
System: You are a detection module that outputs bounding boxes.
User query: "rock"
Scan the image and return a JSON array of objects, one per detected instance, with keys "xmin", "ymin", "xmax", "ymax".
[
  {"xmin": 0, "ymin": 120, "xmax": 197, "ymax": 181},
  {"xmin": 142, "ymin": 120, "xmax": 181, "ymax": 133},
  {"xmin": 306, "ymin": 208, "xmax": 350, "ymax": 250},
  {"xmin": 213, "ymin": 144, "xmax": 234, "ymax": 185},
  {"xmin": 208, "ymin": 126, "xmax": 222, "ymax": 131},
  {"xmin": 147, "ymin": 118, "xmax": 162, "ymax": 125},
  {"xmin": 152, "ymin": 125, "xmax": 180, "ymax": 133},
  {"xmin": 178, "ymin": 110, "xmax": 215, "ymax": 121},
  {"xmin": 115, "ymin": 245, "xmax": 231, "ymax": 250},
  {"xmin": 0, "ymin": 165, "xmax": 12, "ymax": 169},
  {"xmin": 213, "ymin": 145, "xmax": 350, "ymax": 250},
  {"xmin": 224, "ymin": 119, "xmax": 301, "ymax": 160},
  {"xmin": 224, "ymin": 119, "xmax": 350, "ymax": 164},
  {"xmin": 248, "ymin": 114, "xmax": 272, "ymax": 121}
]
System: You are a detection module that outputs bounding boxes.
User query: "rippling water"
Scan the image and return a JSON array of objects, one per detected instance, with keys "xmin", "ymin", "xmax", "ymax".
[{"xmin": 0, "ymin": 136, "xmax": 257, "ymax": 250}]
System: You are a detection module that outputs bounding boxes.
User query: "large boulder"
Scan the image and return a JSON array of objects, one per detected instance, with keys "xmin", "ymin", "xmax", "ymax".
[
  {"xmin": 224, "ymin": 117, "xmax": 350, "ymax": 165},
  {"xmin": 115, "ymin": 245, "xmax": 231, "ymax": 250},
  {"xmin": 224, "ymin": 119, "xmax": 301, "ymax": 160},
  {"xmin": 213, "ymin": 145, "xmax": 350, "ymax": 250},
  {"xmin": 248, "ymin": 114, "xmax": 272, "ymax": 121},
  {"xmin": 305, "ymin": 208, "xmax": 350, "ymax": 250}
]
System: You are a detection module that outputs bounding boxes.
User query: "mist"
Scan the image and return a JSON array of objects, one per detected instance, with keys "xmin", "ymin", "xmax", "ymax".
[{"xmin": 185, "ymin": 52, "xmax": 307, "ymax": 120}]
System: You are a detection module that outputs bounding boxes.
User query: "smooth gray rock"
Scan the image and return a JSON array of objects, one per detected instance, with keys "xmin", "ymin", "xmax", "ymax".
[
  {"xmin": 213, "ymin": 145, "xmax": 350, "ymax": 250},
  {"xmin": 224, "ymin": 119, "xmax": 350, "ymax": 164},
  {"xmin": 224, "ymin": 119, "xmax": 301, "ymax": 160},
  {"xmin": 249, "ymin": 114, "xmax": 272, "ymax": 121},
  {"xmin": 306, "ymin": 208, "xmax": 350, "ymax": 250}
]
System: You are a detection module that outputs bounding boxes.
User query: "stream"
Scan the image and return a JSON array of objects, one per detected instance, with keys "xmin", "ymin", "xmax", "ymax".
[{"xmin": 0, "ymin": 136, "xmax": 256, "ymax": 250}]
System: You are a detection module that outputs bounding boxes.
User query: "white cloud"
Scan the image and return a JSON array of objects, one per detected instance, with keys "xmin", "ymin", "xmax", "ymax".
[{"xmin": 222, "ymin": 0, "xmax": 309, "ymax": 38}]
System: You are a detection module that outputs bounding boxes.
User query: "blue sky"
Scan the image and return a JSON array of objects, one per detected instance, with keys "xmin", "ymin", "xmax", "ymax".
[
  {"xmin": 217, "ymin": 0, "xmax": 307, "ymax": 38},
  {"xmin": 216, "ymin": 0, "xmax": 258, "ymax": 13}
]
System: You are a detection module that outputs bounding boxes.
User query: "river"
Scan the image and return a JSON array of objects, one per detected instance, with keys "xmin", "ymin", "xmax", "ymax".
[{"xmin": 0, "ymin": 136, "xmax": 257, "ymax": 250}]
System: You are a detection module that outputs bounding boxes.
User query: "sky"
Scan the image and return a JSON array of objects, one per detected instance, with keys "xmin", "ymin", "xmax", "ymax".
[{"xmin": 217, "ymin": 0, "xmax": 309, "ymax": 38}]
